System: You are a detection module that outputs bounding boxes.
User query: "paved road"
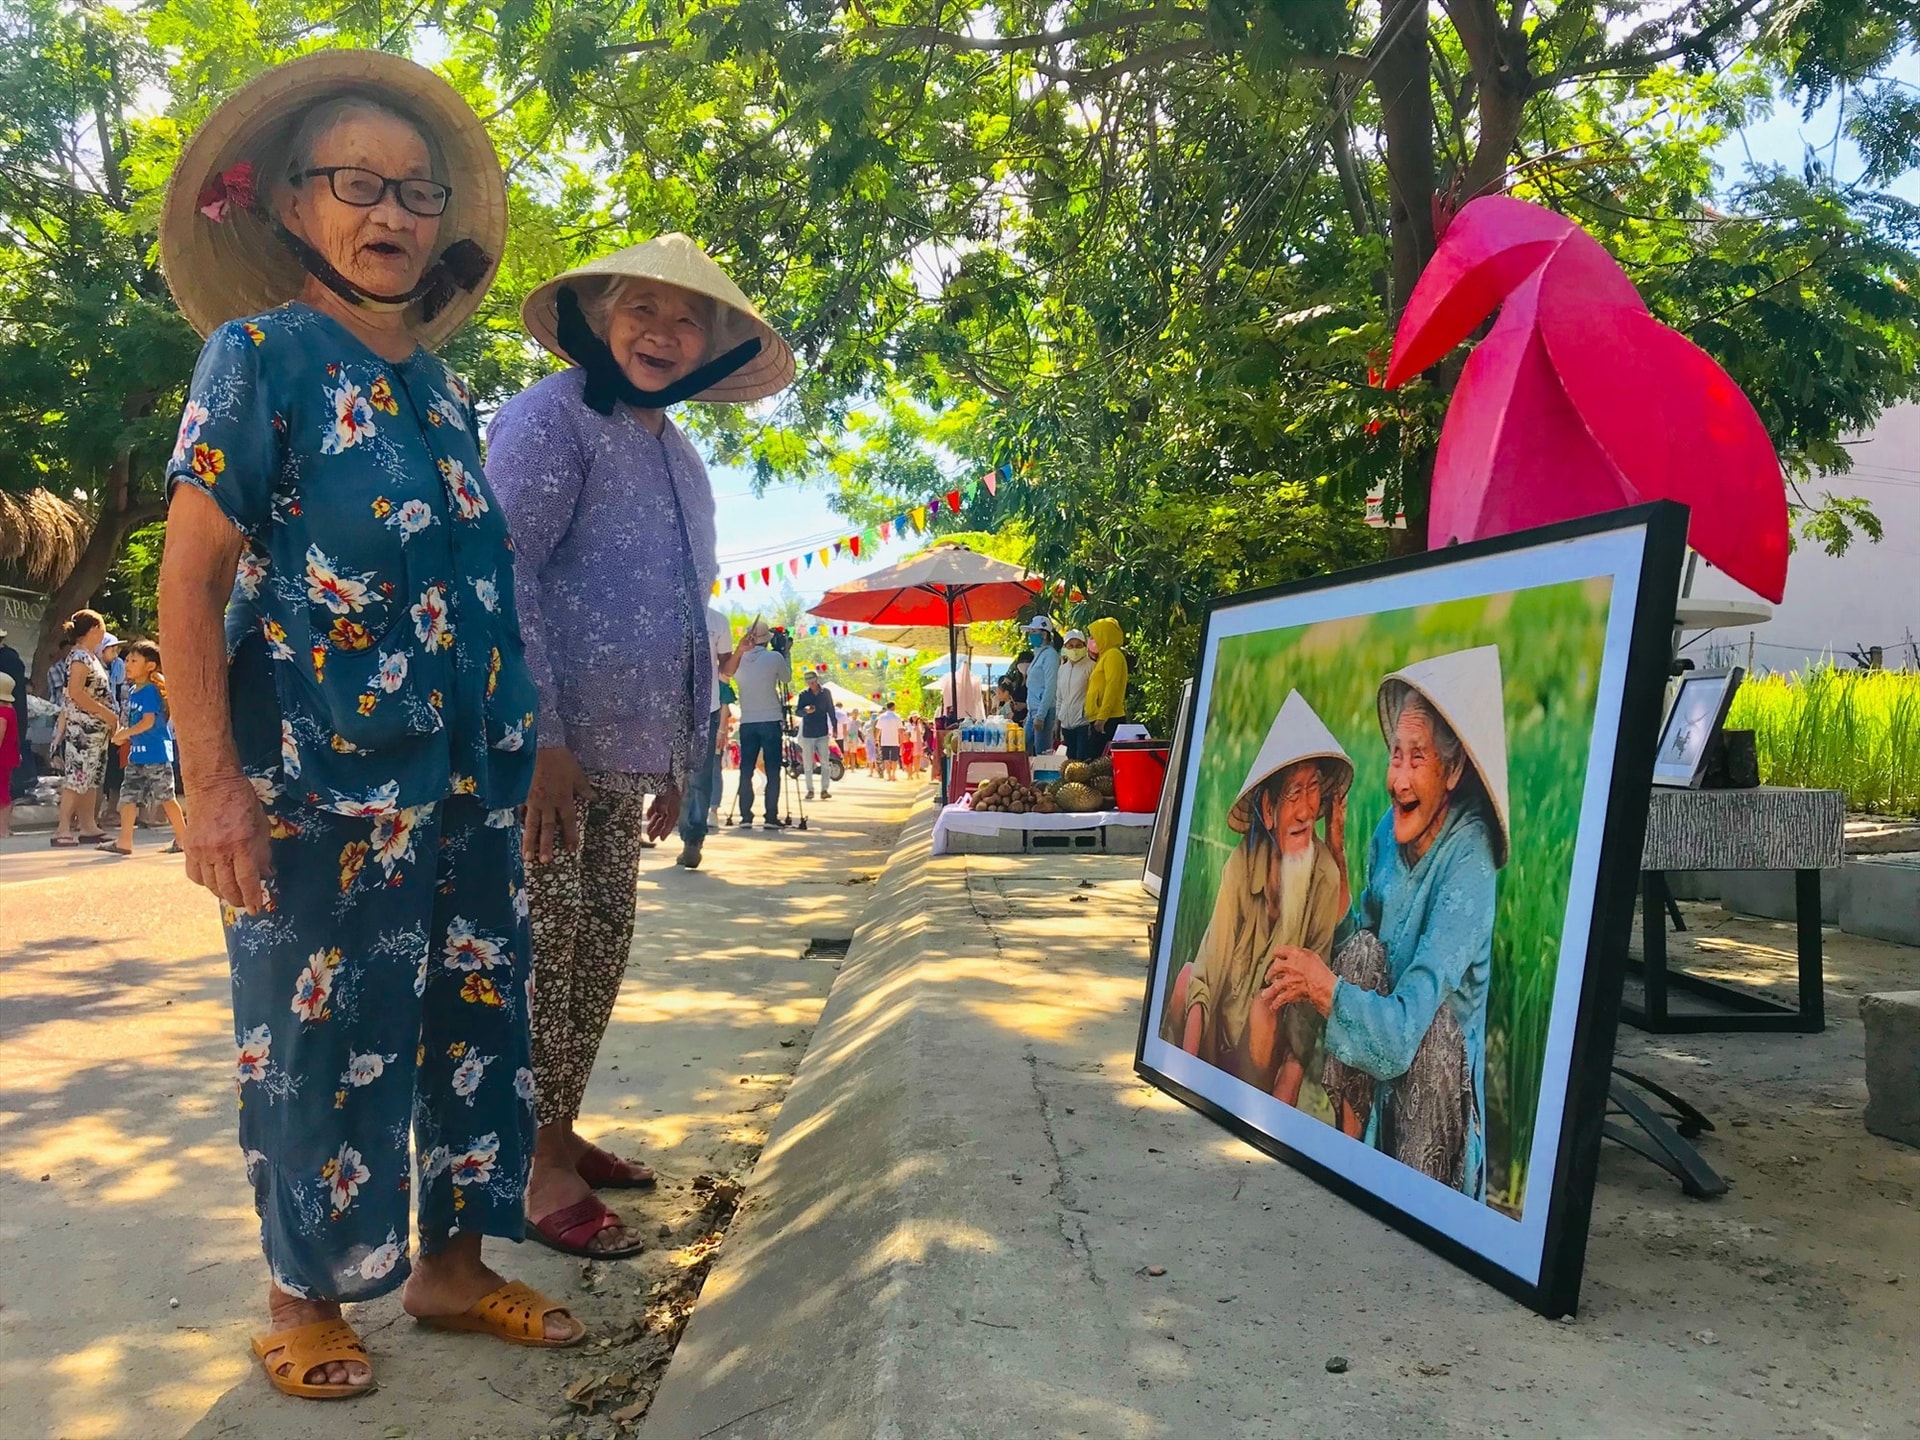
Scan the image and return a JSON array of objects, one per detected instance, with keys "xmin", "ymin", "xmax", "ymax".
[{"xmin": 0, "ymin": 767, "xmax": 918, "ymax": 1440}]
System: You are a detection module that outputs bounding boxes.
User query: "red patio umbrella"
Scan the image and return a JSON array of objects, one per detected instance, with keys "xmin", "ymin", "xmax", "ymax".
[{"xmin": 809, "ymin": 541, "xmax": 1041, "ymax": 734}]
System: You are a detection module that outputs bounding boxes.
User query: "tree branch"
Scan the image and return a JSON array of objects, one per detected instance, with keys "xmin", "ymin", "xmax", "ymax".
[
  {"xmin": 864, "ymin": 7, "xmax": 1204, "ymax": 55},
  {"xmin": 1031, "ymin": 39, "xmax": 1213, "ymax": 85},
  {"xmin": 1533, "ymin": 0, "xmax": 1768, "ymax": 89}
]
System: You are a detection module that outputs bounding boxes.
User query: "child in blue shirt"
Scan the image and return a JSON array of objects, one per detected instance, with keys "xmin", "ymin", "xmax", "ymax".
[{"xmin": 103, "ymin": 640, "xmax": 184, "ymax": 856}]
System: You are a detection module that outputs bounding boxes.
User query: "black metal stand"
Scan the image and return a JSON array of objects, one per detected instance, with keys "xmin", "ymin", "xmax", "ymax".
[
  {"xmin": 1622, "ymin": 870, "xmax": 1825, "ymax": 1034},
  {"xmin": 1604, "ymin": 1067, "xmax": 1728, "ymax": 1199}
]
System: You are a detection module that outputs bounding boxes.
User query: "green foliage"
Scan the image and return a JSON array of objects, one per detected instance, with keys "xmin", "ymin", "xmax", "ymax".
[
  {"xmin": 1730, "ymin": 666, "xmax": 1920, "ymax": 814},
  {"xmin": 1166, "ymin": 577, "xmax": 1614, "ymax": 1212}
]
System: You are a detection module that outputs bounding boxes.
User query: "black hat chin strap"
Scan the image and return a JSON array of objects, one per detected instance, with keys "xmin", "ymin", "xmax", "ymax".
[
  {"xmin": 271, "ymin": 220, "xmax": 492, "ymax": 325},
  {"xmin": 555, "ymin": 284, "xmax": 762, "ymax": 415}
]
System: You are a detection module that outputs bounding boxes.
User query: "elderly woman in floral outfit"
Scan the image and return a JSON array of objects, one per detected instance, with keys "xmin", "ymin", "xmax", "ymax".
[
  {"xmin": 157, "ymin": 51, "xmax": 582, "ymax": 1401},
  {"xmin": 487, "ymin": 236, "xmax": 793, "ymax": 1257}
]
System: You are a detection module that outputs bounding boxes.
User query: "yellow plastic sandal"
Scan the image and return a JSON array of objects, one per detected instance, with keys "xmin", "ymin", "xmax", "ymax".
[
  {"xmin": 250, "ymin": 1318, "xmax": 375, "ymax": 1400},
  {"xmin": 416, "ymin": 1280, "xmax": 586, "ymax": 1348}
]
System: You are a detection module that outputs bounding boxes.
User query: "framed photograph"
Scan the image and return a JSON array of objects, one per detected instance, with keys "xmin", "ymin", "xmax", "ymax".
[
  {"xmin": 1135, "ymin": 504, "xmax": 1687, "ymax": 1317},
  {"xmin": 1142, "ymin": 679, "xmax": 1195, "ymax": 899},
  {"xmin": 1651, "ymin": 668, "xmax": 1744, "ymax": 788}
]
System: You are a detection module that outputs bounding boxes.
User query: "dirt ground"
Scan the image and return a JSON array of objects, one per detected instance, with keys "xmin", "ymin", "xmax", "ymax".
[
  {"xmin": 0, "ymin": 767, "xmax": 916, "ymax": 1440},
  {"xmin": 1596, "ymin": 898, "xmax": 1920, "ymax": 1431}
]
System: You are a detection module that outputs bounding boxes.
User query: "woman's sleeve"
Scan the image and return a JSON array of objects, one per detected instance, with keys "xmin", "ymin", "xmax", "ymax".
[
  {"xmin": 1322, "ymin": 831, "xmax": 1496, "ymax": 1081},
  {"xmin": 485, "ymin": 389, "xmax": 584, "ymax": 750},
  {"xmin": 165, "ymin": 323, "xmax": 281, "ymax": 541}
]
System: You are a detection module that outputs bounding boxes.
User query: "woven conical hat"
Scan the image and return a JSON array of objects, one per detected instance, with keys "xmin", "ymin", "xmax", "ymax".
[
  {"xmin": 521, "ymin": 235, "xmax": 796, "ymax": 403},
  {"xmin": 1376, "ymin": 646, "xmax": 1511, "ymax": 868},
  {"xmin": 160, "ymin": 50, "xmax": 506, "ymax": 352},
  {"xmin": 1227, "ymin": 691, "xmax": 1354, "ymax": 834}
]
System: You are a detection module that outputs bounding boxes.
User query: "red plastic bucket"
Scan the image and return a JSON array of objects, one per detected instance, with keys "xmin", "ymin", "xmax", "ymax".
[{"xmin": 1109, "ymin": 740, "xmax": 1171, "ymax": 814}]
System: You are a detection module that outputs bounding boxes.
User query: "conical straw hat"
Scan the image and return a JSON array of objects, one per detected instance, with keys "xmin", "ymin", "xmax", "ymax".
[
  {"xmin": 160, "ymin": 50, "xmax": 506, "ymax": 352},
  {"xmin": 521, "ymin": 235, "xmax": 796, "ymax": 403},
  {"xmin": 1376, "ymin": 645, "xmax": 1511, "ymax": 868},
  {"xmin": 1228, "ymin": 691, "xmax": 1355, "ymax": 834}
]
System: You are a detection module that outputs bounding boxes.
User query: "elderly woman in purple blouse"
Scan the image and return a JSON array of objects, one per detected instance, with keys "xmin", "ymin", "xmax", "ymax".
[{"xmin": 486, "ymin": 236, "xmax": 794, "ymax": 1256}]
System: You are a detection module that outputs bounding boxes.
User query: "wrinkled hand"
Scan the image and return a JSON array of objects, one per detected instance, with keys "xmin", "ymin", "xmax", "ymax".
[
  {"xmin": 524, "ymin": 745, "xmax": 593, "ymax": 865},
  {"xmin": 1261, "ymin": 945, "xmax": 1338, "ymax": 1018},
  {"xmin": 646, "ymin": 782, "xmax": 681, "ymax": 841},
  {"xmin": 183, "ymin": 773, "xmax": 273, "ymax": 914}
]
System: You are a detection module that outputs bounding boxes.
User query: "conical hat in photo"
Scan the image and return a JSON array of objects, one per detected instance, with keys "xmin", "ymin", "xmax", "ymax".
[
  {"xmin": 521, "ymin": 235, "xmax": 796, "ymax": 403},
  {"xmin": 1377, "ymin": 645, "xmax": 1511, "ymax": 868},
  {"xmin": 160, "ymin": 50, "xmax": 507, "ymax": 352},
  {"xmin": 1228, "ymin": 691, "xmax": 1355, "ymax": 834}
]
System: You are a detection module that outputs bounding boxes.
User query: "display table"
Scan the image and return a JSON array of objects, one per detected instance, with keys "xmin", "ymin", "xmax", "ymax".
[
  {"xmin": 1632, "ymin": 786, "xmax": 1845, "ymax": 1034},
  {"xmin": 932, "ymin": 802, "xmax": 1155, "ymax": 857}
]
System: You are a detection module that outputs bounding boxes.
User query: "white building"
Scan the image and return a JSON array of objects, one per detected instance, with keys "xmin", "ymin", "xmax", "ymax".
[{"xmin": 1687, "ymin": 403, "xmax": 1920, "ymax": 673}]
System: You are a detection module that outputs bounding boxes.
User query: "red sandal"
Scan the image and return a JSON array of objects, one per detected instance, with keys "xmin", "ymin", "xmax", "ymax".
[
  {"xmin": 525, "ymin": 1196, "xmax": 645, "ymax": 1258},
  {"xmin": 575, "ymin": 1143, "xmax": 656, "ymax": 1190}
]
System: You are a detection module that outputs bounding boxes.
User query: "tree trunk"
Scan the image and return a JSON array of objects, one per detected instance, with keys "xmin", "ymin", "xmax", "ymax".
[
  {"xmin": 1374, "ymin": 0, "xmax": 1440, "ymax": 555},
  {"xmin": 30, "ymin": 452, "xmax": 158, "ymax": 679}
]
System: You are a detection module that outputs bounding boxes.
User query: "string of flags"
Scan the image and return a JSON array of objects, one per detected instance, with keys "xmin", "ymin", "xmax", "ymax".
[{"xmin": 711, "ymin": 463, "xmax": 1018, "ymax": 597}]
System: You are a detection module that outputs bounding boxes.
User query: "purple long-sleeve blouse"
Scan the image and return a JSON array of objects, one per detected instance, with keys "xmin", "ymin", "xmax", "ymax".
[{"xmin": 484, "ymin": 368, "xmax": 716, "ymax": 778}]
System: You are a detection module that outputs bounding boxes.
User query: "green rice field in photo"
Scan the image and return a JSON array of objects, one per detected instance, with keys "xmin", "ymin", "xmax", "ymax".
[{"xmin": 1165, "ymin": 576, "xmax": 1615, "ymax": 1216}]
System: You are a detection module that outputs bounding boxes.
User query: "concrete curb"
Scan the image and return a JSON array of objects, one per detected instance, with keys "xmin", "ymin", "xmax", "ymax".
[{"xmin": 641, "ymin": 797, "xmax": 1126, "ymax": 1438}]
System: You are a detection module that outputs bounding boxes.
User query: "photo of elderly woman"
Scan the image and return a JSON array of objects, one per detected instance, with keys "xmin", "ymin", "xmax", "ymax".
[
  {"xmin": 1263, "ymin": 648, "xmax": 1507, "ymax": 1198},
  {"xmin": 1149, "ymin": 576, "xmax": 1614, "ymax": 1222}
]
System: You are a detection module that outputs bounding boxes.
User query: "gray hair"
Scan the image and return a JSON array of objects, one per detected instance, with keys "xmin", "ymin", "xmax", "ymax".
[
  {"xmin": 1383, "ymin": 687, "xmax": 1465, "ymax": 782},
  {"xmin": 283, "ymin": 97, "xmax": 443, "ymax": 187},
  {"xmin": 579, "ymin": 274, "xmax": 719, "ymax": 355}
]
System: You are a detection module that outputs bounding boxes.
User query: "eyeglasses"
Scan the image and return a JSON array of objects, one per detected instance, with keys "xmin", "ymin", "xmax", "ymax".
[{"xmin": 294, "ymin": 166, "xmax": 450, "ymax": 217}]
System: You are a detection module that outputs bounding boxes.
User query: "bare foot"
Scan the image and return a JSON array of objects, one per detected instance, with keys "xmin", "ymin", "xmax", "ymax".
[
  {"xmin": 401, "ymin": 1238, "xmax": 579, "ymax": 1342},
  {"xmin": 526, "ymin": 1152, "xmax": 643, "ymax": 1254},
  {"xmin": 260, "ymin": 1284, "xmax": 372, "ymax": 1390}
]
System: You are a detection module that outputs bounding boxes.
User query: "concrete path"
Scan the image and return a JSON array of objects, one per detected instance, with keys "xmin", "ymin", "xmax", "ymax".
[
  {"xmin": 0, "ymin": 767, "xmax": 918, "ymax": 1440},
  {"xmin": 645, "ymin": 799, "xmax": 1920, "ymax": 1439}
]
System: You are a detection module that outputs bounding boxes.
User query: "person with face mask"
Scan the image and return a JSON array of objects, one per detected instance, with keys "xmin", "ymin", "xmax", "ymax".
[
  {"xmin": 1261, "ymin": 648, "xmax": 1508, "ymax": 1198},
  {"xmin": 1055, "ymin": 629, "xmax": 1094, "ymax": 760},
  {"xmin": 157, "ymin": 51, "xmax": 575, "ymax": 1395},
  {"xmin": 1164, "ymin": 693, "xmax": 1352, "ymax": 1100},
  {"xmin": 488, "ymin": 235, "xmax": 794, "ymax": 1256},
  {"xmin": 1021, "ymin": 616, "xmax": 1061, "ymax": 754},
  {"xmin": 1084, "ymin": 617, "xmax": 1129, "ymax": 750}
]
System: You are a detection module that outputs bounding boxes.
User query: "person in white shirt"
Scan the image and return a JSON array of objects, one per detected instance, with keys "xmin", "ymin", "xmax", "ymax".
[{"xmin": 873, "ymin": 702, "xmax": 905, "ymax": 781}]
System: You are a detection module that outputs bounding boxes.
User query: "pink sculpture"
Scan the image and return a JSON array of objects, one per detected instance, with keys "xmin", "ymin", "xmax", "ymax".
[{"xmin": 1384, "ymin": 195, "xmax": 1789, "ymax": 603}]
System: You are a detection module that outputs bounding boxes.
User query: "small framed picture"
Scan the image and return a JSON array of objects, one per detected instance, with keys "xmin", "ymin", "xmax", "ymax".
[
  {"xmin": 1136, "ymin": 503, "xmax": 1687, "ymax": 1317},
  {"xmin": 1651, "ymin": 668, "xmax": 1744, "ymax": 788}
]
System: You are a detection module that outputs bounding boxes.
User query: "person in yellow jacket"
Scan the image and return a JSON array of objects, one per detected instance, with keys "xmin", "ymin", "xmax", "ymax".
[{"xmin": 1084, "ymin": 616, "xmax": 1129, "ymax": 748}]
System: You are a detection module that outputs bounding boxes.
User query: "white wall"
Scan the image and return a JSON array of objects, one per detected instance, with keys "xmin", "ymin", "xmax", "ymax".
[{"xmin": 1686, "ymin": 403, "xmax": 1920, "ymax": 674}]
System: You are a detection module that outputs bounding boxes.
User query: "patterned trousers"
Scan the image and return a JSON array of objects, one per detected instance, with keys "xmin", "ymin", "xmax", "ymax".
[
  {"xmin": 526, "ymin": 770, "xmax": 659, "ymax": 1127},
  {"xmin": 228, "ymin": 796, "xmax": 536, "ymax": 1303}
]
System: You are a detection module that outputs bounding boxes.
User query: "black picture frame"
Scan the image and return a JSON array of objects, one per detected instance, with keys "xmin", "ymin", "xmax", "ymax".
[
  {"xmin": 1133, "ymin": 502, "xmax": 1688, "ymax": 1318},
  {"xmin": 1651, "ymin": 667, "xmax": 1745, "ymax": 788}
]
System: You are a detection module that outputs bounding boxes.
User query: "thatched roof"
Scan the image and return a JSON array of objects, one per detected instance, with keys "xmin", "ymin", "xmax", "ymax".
[{"xmin": 0, "ymin": 489, "xmax": 91, "ymax": 588}]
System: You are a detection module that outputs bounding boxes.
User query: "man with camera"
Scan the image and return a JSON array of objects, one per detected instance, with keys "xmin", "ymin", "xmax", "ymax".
[{"xmin": 732, "ymin": 620, "xmax": 792, "ymax": 828}]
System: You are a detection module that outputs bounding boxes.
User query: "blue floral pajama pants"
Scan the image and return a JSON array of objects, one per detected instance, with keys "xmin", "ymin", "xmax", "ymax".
[{"xmin": 227, "ymin": 795, "xmax": 536, "ymax": 1303}]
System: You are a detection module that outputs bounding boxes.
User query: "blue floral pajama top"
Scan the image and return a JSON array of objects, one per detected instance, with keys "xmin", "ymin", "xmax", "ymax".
[{"xmin": 167, "ymin": 302, "xmax": 538, "ymax": 816}]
